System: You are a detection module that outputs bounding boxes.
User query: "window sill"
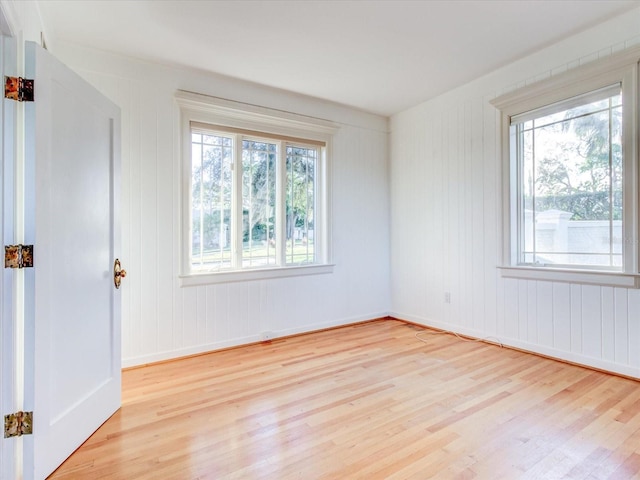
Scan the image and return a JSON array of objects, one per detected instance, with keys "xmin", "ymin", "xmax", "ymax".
[
  {"xmin": 179, "ymin": 263, "xmax": 335, "ymax": 287},
  {"xmin": 498, "ymin": 266, "xmax": 640, "ymax": 288}
]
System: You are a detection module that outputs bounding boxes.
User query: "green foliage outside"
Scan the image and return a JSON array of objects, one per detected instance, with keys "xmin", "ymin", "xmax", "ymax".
[
  {"xmin": 191, "ymin": 134, "xmax": 316, "ymax": 264},
  {"xmin": 527, "ymin": 96, "xmax": 622, "ymax": 221}
]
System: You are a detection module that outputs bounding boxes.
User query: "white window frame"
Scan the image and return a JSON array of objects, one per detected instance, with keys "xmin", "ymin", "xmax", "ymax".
[
  {"xmin": 491, "ymin": 47, "xmax": 640, "ymax": 288},
  {"xmin": 176, "ymin": 91, "xmax": 337, "ymax": 286}
]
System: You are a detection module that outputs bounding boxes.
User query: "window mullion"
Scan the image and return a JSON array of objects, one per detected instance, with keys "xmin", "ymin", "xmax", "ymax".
[
  {"xmin": 231, "ymin": 134, "xmax": 243, "ymax": 269},
  {"xmin": 276, "ymin": 141, "xmax": 285, "ymax": 266}
]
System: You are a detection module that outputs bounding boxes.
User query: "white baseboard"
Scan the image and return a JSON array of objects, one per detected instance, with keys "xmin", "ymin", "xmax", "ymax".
[
  {"xmin": 390, "ymin": 311, "xmax": 640, "ymax": 380},
  {"xmin": 122, "ymin": 311, "xmax": 390, "ymax": 368}
]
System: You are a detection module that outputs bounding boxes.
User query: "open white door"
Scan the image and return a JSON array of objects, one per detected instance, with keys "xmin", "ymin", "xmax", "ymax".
[{"xmin": 22, "ymin": 41, "xmax": 122, "ymax": 479}]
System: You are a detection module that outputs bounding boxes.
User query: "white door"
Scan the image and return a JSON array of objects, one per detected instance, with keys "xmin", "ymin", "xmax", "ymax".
[{"xmin": 22, "ymin": 41, "xmax": 122, "ymax": 480}]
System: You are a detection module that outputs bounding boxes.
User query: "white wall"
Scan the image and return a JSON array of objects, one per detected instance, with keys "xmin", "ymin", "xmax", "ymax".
[
  {"xmin": 390, "ymin": 7, "xmax": 640, "ymax": 378},
  {"xmin": 8, "ymin": 0, "xmax": 640, "ymax": 378},
  {"xmin": 47, "ymin": 43, "xmax": 390, "ymax": 367},
  {"xmin": 0, "ymin": 0, "xmax": 47, "ymax": 46}
]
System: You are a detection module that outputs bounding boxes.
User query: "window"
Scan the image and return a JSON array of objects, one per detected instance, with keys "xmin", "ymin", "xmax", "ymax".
[
  {"xmin": 177, "ymin": 92, "xmax": 336, "ymax": 285},
  {"xmin": 492, "ymin": 47, "xmax": 640, "ymax": 287},
  {"xmin": 190, "ymin": 126, "xmax": 319, "ymax": 271},
  {"xmin": 513, "ymin": 86, "xmax": 622, "ymax": 269}
]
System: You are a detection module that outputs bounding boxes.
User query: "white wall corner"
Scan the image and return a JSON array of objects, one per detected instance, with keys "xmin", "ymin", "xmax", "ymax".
[{"xmin": 0, "ymin": 0, "xmax": 19, "ymax": 36}]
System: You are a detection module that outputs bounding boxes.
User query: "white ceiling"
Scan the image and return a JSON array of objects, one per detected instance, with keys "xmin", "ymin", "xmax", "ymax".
[{"xmin": 38, "ymin": 0, "xmax": 639, "ymax": 117}]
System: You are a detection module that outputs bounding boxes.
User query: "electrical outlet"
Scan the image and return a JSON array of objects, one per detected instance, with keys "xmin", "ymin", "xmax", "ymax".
[
  {"xmin": 444, "ymin": 292, "xmax": 451, "ymax": 304},
  {"xmin": 261, "ymin": 331, "xmax": 274, "ymax": 341}
]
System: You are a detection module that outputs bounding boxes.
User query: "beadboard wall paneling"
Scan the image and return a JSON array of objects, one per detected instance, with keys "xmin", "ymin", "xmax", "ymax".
[
  {"xmin": 390, "ymin": 8, "xmax": 640, "ymax": 378},
  {"xmin": 53, "ymin": 43, "xmax": 390, "ymax": 367}
]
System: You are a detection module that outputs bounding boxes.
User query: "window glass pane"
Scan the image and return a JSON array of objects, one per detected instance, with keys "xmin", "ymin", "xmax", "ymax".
[
  {"xmin": 516, "ymin": 92, "xmax": 622, "ymax": 268},
  {"xmin": 242, "ymin": 140, "xmax": 277, "ymax": 268},
  {"xmin": 519, "ymin": 127, "xmax": 535, "ymax": 263},
  {"xmin": 191, "ymin": 132, "xmax": 232, "ymax": 270},
  {"xmin": 286, "ymin": 145, "xmax": 316, "ymax": 264},
  {"xmin": 533, "ymin": 95, "xmax": 620, "ymax": 129}
]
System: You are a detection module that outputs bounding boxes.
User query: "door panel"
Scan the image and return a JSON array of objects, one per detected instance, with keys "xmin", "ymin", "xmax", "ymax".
[{"xmin": 23, "ymin": 41, "xmax": 121, "ymax": 480}]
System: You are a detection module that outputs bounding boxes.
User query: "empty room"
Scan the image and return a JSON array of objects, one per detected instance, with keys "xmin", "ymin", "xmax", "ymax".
[{"xmin": 1, "ymin": 0, "xmax": 640, "ymax": 478}]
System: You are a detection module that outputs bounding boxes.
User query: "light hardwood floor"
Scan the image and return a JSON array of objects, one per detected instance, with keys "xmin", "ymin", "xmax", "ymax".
[{"xmin": 49, "ymin": 319, "xmax": 640, "ymax": 479}]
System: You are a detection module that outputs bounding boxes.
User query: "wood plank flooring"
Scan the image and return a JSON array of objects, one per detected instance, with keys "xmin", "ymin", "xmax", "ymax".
[{"xmin": 48, "ymin": 319, "xmax": 640, "ymax": 479}]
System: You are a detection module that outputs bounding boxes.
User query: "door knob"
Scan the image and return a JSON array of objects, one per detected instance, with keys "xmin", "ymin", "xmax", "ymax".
[{"xmin": 114, "ymin": 259, "xmax": 127, "ymax": 289}]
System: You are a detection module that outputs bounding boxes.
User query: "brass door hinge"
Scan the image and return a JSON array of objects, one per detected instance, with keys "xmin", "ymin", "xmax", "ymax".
[
  {"xmin": 4, "ymin": 244, "xmax": 34, "ymax": 268},
  {"xmin": 4, "ymin": 411, "xmax": 33, "ymax": 438},
  {"xmin": 4, "ymin": 76, "xmax": 34, "ymax": 102}
]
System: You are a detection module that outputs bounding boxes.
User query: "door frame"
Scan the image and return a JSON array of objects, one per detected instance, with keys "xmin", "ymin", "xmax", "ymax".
[{"xmin": 1, "ymin": 3, "xmax": 27, "ymax": 479}]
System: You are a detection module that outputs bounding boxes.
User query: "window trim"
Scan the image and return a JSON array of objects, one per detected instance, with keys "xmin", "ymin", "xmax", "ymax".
[
  {"xmin": 491, "ymin": 46, "xmax": 640, "ymax": 288},
  {"xmin": 175, "ymin": 91, "xmax": 337, "ymax": 286}
]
